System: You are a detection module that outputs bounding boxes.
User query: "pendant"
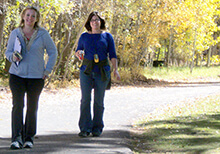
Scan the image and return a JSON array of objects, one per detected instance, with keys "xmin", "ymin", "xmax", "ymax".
[
  {"xmin": 79, "ymin": 61, "xmax": 82, "ymax": 67},
  {"xmin": 94, "ymin": 54, "xmax": 99, "ymax": 63}
]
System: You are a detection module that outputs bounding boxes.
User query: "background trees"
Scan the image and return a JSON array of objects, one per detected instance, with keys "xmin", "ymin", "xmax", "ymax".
[{"xmin": 0, "ymin": 0, "xmax": 219, "ymax": 82}]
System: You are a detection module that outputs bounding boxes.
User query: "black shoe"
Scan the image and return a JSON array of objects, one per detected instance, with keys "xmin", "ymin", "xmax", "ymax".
[
  {"xmin": 10, "ymin": 141, "xmax": 22, "ymax": 150},
  {"xmin": 92, "ymin": 132, "xmax": 101, "ymax": 137},
  {"xmin": 78, "ymin": 131, "xmax": 90, "ymax": 137}
]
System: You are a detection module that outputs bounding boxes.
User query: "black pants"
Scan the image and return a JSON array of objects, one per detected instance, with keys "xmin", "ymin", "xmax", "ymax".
[{"xmin": 9, "ymin": 74, "xmax": 44, "ymax": 145}]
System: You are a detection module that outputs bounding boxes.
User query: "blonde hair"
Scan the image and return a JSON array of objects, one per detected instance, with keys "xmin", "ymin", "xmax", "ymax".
[{"xmin": 19, "ymin": 6, "xmax": 40, "ymax": 28}]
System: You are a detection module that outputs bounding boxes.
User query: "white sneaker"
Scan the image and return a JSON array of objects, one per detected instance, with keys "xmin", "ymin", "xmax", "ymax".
[
  {"xmin": 10, "ymin": 141, "xmax": 21, "ymax": 149},
  {"xmin": 23, "ymin": 141, "xmax": 33, "ymax": 148}
]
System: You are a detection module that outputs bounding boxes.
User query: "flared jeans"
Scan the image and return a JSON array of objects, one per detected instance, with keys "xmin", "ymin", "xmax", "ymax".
[{"xmin": 79, "ymin": 70, "xmax": 110, "ymax": 134}]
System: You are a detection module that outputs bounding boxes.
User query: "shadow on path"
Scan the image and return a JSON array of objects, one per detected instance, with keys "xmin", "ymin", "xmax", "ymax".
[{"xmin": 0, "ymin": 130, "xmax": 132, "ymax": 154}]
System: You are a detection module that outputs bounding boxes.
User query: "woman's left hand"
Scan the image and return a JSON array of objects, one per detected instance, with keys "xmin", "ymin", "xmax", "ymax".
[{"xmin": 113, "ymin": 70, "xmax": 121, "ymax": 81}]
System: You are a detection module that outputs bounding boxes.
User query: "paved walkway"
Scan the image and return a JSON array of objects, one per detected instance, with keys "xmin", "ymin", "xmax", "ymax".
[{"xmin": 0, "ymin": 82, "xmax": 220, "ymax": 153}]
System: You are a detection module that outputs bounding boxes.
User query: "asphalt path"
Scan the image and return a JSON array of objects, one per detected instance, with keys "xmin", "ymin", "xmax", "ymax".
[{"xmin": 0, "ymin": 82, "xmax": 220, "ymax": 153}]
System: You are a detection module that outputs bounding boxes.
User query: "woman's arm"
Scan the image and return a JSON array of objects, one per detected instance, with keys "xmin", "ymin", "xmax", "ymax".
[{"xmin": 110, "ymin": 58, "xmax": 120, "ymax": 80}]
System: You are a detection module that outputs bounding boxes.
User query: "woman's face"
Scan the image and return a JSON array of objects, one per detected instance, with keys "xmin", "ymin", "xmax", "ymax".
[
  {"xmin": 23, "ymin": 9, "xmax": 38, "ymax": 28},
  {"xmin": 90, "ymin": 15, "xmax": 101, "ymax": 31}
]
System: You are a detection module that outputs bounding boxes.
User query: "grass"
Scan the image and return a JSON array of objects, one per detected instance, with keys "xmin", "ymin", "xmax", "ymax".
[
  {"xmin": 129, "ymin": 66, "xmax": 220, "ymax": 153},
  {"xmin": 143, "ymin": 66, "xmax": 220, "ymax": 82},
  {"xmin": 130, "ymin": 77, "xmax": 220, "ymax": 153}
]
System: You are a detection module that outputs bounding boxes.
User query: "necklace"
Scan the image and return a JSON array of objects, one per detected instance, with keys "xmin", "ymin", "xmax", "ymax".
[{"xmin": 23, "ymin": 28, "xmax": 35, "ymax": 40}]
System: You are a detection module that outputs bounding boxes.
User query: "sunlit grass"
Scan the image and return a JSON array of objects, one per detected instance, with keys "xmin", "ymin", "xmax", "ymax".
[
  {"xmin": 143, "ymin": 66, "xmax": 220, "ymax": 81},
  {"xmin": 131, "ymin": 94, "xmax": 220, "ymax": 153}
]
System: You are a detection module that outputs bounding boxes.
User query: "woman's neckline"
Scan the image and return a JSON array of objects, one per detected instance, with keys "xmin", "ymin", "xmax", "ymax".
[{"xmin": 87, "ymin": 31, "xmax": 105, "ymax": 34}]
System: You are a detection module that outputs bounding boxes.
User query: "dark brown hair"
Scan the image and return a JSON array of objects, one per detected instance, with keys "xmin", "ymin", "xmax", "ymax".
[
  {"xmin": 85, "ymin": 11, "xmax": 106, "ymax": 31},
  {"xmin": 19, "ymin": 6, "xmax": 40, "ymax": 28}
]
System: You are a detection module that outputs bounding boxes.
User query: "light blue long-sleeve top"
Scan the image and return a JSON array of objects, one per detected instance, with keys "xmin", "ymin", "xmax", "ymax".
[{"xmin": 5, "ymin": 27, "xmax": 58, "ymax": 79}]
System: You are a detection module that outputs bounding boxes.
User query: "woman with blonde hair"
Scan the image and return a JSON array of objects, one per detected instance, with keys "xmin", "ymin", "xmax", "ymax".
[{"xmin": 5, "ymin": 6, "xmax": 57, "ymax": 149}]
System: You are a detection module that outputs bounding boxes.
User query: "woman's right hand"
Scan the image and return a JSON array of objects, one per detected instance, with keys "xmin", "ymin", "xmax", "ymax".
[
  {"xmin": 75, "ymin": 50, "xmax": 80, "ymax": 59},
  {"xmin": 75, "ymin": 50, "xmax": 84, "ymax": 60},
  {"xmin": 12, "ymin": 51, "xmax": 22, "ymax": 62}
]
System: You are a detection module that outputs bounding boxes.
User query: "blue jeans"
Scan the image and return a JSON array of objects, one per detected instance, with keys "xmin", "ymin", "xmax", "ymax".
[{"xmin": 79, "ymin": 70, "xmax": 110, "ymax": 134}]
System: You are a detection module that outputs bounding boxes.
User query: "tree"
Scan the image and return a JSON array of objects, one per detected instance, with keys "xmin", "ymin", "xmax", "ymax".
[
  {"xmin": 1, "ymin": 0, "xmax": 220, "ymax": 82},
  {"xmin": 0, "ymin": 0, "xmax": 6, "ymax": 51}
]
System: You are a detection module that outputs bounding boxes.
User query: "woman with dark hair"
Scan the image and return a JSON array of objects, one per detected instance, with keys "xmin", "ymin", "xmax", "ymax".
[
  {"xmin": 75, "ymin": 11, "xmax": 120, "ymax": 137},
  {"xmin": 5, "ymin": 6, "xmax": 57, "ymax": 149}
]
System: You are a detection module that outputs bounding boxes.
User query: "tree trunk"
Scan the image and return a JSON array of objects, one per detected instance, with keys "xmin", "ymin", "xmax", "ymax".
[
  {"xmin": 60, "ymin": 30, "xmax": 71, "ymax": 76},
  {"xmin": 206, "ymin": 46, "xmax": 211, "ymax": 67},
  {"xmin": 195, "ymin": 52, "xmax": 199, "ymax": 67},
  {"xmin": 0, "ymin": 0, "xmax": 6, "ymax": 51},
  {"xmin": 167, "ymin": 28, "xmax": 173, "ymax": 69},
  {"xmin": 200, "ymin": 53, "xmax": 203, "ymax": 67},
  {"xmin": 190, "ymin": 29, "xmax": 197, "ymax": 74},
  {"xmin": 134, "ymin": 12, "xmax": 141, "ymax": 66},
  {"xmin": 0, "ymin": 0, "xmax": 10, "ymax": 73}
]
